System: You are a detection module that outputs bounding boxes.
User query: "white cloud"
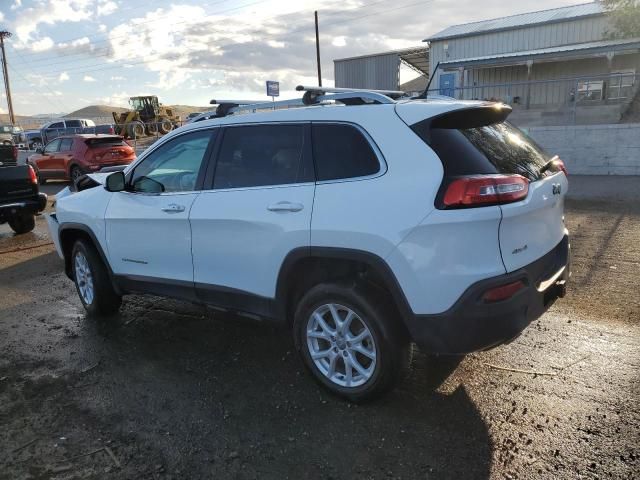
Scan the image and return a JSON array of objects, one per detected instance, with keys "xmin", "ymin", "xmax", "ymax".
[
  {"xmin": 13, "ymin": 0, "xmax": 95, "ymax": 44},
  {"xmin": 332, "ymin": 36, "xmax": 347, "ymax": 47},
  {"xmin": 110, "ymin": 76, "xmax": 125, "ymax": 81},
  {"xmin": 31, "ymin": 37, "xmax": 55, "ymax": 52},
  {"xmin": 0, "ymin": 12, "xmax": 3, "ymax": 22},
  {"xmin": 97, "ymin": 0, "xmax": 118, "ymax": 17},
  {"xmin": 11, "ymin": 0, "xmax": 22, "ymax": 10},
  {"xmin": 83, "ymin": 75, "xmax": 97, "ymax": 82},
  {"xmin": 58, "ymin": 72, "xmax": 70, "ymax": 82},
  {"xmin": 99, "ymin": 24, "xmax": 107, "ymax": 32}
]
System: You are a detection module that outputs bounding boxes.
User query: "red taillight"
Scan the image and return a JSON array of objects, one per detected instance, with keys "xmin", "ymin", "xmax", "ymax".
[
  {"xmin": 482, "ymin": 280, "xmax": 525, "ymax": 303},
  {"xmin": 443, "ymin": 174, "xmax": 529, "ymax": 208},
  {"xmin": 12, "ymin": 145, "xmax": 18, "ymax": 160},
  {"xmin": 27, "ymin": 165, "xmax": 38, "ymax": 185},
  {"xmin": 555, "ymin": 158, "xmax": 568, "ymax": 176}
]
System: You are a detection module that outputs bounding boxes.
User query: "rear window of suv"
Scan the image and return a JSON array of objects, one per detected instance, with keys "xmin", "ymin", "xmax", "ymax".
[
  {"xmin": 86, "ymin": 137, "xmax": 127, "ymax": 148},
  {"xmin": 413, "ymin": 120, "xmax": 550, "ymax": 182}
]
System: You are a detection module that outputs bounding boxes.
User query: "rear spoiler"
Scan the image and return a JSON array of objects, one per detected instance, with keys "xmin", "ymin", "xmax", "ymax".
[{"xmin": 411, "ymin": 103, "xmax": 512, "ymax": 143}]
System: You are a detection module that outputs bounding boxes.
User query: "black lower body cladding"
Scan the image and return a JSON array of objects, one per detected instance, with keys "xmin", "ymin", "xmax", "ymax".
[{"xmin": 405, "ymin": 233, "xmax": 570, "ymax": 355}]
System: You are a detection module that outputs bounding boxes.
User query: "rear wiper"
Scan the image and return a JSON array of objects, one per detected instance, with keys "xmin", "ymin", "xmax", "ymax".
[{"xmin": 538, "ymin": 156, "xmax": 561, "ymax": 176}]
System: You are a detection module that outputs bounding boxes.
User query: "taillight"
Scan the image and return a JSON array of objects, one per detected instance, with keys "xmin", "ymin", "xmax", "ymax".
[
  {"xmin": 12, "ymin": 145, "xmax": 18, "ymax": 160},
  {"xmin": 555, "ymin": 158, "xmax": 568, "ymax": 176},
  {"xmin": 482, "ymin": 280, "xmax": 525, "ymax": 303},
  {"xmin": 443, "ymin": 174, "xmax": 529, "ymax": 208},
  {"xmin": 27, "ymin": 165, "xmax": 38, "ymax": 185}
]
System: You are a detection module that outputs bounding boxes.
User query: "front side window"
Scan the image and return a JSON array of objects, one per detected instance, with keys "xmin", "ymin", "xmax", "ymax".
[
  {"xmin": 48, "ymin": 122, "xmax": 64, "ymax": 129},
  {"xmin": 130, "ymin": 129, "xmax": 214, "ymax": 194},
  {"xmin": 213, "ymin": 124, "xmax": 311, "ymax": 189},
  {"xmin": 44, "ymin": 139, "xmax": 61, "ymax": 154},
  {"xmin": 311, "ymin": 124, "xmax": 380, "ymax": 181}
]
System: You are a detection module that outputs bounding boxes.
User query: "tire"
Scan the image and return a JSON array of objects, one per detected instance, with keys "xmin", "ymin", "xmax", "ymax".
[
  {"xmin": 159, "ymin": 119, "xmax": 172, "ymax": 135},
  {"xmin": 293, "ymin": 282, "xmax": 412, "ymax": 402},
  {"xmin": 147, "ymin": 122, "xmax": 159, "ymax": 135},
  {"xmin": 69, "ymin": 165, "xmax": 82, "ymax": 184},
  {"xmin": 9, "ymin": 214, "xmax": 35, "ymax": 234},
  {"xmin": 71, "ymin": 239, "xmax": 122, "ymax": 316},
  {"xmin": 127, "ymin": 121, "xmax": 145, "ymax": 139}
]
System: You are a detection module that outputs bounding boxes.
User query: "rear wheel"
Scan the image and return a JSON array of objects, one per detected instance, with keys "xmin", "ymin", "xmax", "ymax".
[
  {"xmin": 293, "ymin": 282, "xmax": 412, "ymax": 402},
  {"xmin": 9, "ymin": 214, "xmax": 35, "ymax": 234},
  {"xmin": 159, "ymin": 119, "xmax": 172, "ymax": 135},
  {"xmin": 71, "ymin": 239, "xmax": 121, "ymax": 316}
]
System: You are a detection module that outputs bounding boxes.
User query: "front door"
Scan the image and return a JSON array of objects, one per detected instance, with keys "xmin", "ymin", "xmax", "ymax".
[
  {"xmin": 190, "ymin": 123, "xmax": 315, "ymax": 315},
  {"xmin": 439, "ymin": 73, "xmax": 456, "ymax": 97},
  {"xmin": 37, "ymin": 138, "xmax": 62, "ymax": 179},
  {"xmin": 104, "ymin": 128, "xmax": 217, "ymax": 296}
]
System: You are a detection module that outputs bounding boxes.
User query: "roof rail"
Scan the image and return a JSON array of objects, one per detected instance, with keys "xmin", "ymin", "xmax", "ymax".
[{"xmin": 295, "ymin": 85, "xmax": 406, "ymax": 98}]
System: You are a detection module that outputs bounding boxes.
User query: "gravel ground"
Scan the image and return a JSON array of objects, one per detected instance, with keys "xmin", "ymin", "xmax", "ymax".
[{"xmin": 0, "ymin": 177, "xmax": 638, "ymax": 479}]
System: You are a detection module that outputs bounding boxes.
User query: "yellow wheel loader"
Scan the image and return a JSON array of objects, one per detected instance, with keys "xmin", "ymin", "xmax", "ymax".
[{"xmin": 112, "ymin": 96, "xmax": 181, "ymax": 139}]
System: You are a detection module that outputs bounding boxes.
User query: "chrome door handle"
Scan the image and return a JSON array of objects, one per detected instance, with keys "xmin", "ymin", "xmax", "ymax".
[
  {"xmin": 267, "ymin": 201, "xmax": 304, "ymax": 212},
  {"xmin": 161, "ymin": 203, "xmax": 185, "ymax": 213}
]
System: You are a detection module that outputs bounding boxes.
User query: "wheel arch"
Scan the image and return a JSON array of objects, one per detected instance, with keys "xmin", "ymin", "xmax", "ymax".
[
  {"xmin": 275, "ymin": 247, "xmax": 414, "ymax": 330},
  {"xmin": 58, "ymin": 223, "xmax": 117, "ymax": 291}
]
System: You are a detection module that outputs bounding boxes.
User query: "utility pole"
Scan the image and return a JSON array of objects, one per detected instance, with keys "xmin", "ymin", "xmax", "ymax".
[
  {"xmin": 314, "ymin": 11, "xmax": 322, "ymax": 87},
  {"xmin": 0, "ymin": 31, "xmax": 15, "ymax": 125}
]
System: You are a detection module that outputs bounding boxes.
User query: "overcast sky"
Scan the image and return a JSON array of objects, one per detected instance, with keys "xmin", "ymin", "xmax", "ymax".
[{"xmin": 1, "ymin": 0, "xmax": 583, "ymax": 115}]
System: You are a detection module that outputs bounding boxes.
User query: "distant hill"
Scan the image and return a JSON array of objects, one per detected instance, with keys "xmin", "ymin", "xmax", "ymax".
[{"xmin": 65, "ymin": 105, "xmax": 128, "ymax": 119}]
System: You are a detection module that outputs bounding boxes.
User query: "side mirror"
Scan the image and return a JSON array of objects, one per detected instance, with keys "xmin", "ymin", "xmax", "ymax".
[
  {"xmin": 105, "ymin": 171, "xmax": 126, "ymax": 192},
  {"xmin": 36, "ymin": 147, "xmax": 44, "ymax": 154}
]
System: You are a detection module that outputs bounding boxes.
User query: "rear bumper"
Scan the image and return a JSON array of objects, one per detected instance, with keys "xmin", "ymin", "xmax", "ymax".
[
  {"xmin": 0, "ymin": 193, "xmax": 48, "ymax": 220},
  {"xmin": 404, "ymin": 232, "xmax": 570, "ymax": 354}
]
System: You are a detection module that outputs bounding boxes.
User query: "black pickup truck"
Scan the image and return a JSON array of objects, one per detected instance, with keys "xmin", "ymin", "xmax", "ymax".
[{"xmin": 0, "ymin": 165, "xmax": 47, "ymax": 234}]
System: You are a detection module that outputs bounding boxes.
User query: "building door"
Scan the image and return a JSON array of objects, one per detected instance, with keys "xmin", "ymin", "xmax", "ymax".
[{"xmin": 439, "ymin": 73, "xmax": 456, "ymax": 97}]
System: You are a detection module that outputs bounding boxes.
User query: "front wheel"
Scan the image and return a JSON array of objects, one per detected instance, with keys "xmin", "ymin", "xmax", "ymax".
[
  {"xmin": 69, "ymin": 165, "xmax": 82, "ymax": 184},
  {"xmin": 71, "ymin": 239, "xmax": 122, "ymax": 316},
  {"xmin": 293, "ymin": 283, "xmax": 412, "ymax": 402},
  {"xmin": 9, "ymin": 214, "xmax": 35, "ymax": 234}
]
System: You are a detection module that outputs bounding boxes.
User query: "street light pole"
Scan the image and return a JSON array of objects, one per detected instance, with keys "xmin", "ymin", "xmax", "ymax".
[{"xmin": 0, "ymin": 31, "xmax": 15, "ymax": 125}]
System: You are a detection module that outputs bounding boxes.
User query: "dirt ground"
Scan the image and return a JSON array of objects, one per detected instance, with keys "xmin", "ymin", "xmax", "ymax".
[{"xmin": 0, "ymin": 177, "xmax": 638, "ymax": 480}]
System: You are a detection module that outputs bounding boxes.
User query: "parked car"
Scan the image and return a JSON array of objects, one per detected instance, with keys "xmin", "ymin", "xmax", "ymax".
[
  {"xmin": 28, "ymin": 134, "xmax": 136, "ymax": 184},
  {"xmin": 0, "ymin": 164, "xmax": 47, "ymax": 234},
  {"xmin": 0, "ymin": 138, "xmax": 18, "ymax": 167},
  {"xmin": 40, "ymin": 118, "xmax": 115, "ymax": 144},
  {"xmin": 0, "ymin": 124, "xmax": 26, "ymax": 148},
  {"xmin": 46, "ymin": 90, "xmax": 570, "ymax": 401}
]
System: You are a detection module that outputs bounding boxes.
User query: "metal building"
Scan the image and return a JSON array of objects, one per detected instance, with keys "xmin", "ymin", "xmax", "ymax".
[
  {"xmin": 425, "ymin": 2, "xmax": 640, "ymax": 115},
  {"xmin": 334, "ymin": 47, "xmax": 429, "ymax": 92}
]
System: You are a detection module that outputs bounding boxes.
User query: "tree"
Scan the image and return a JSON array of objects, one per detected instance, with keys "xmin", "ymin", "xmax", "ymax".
[{"xmin": 602, "ymin": 0, "xmax": 640, "ymax": 38}]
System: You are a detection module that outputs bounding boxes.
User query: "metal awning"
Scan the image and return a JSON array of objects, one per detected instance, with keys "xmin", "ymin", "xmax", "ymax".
[
  {"xmin": 439, "ymin": 38, "xmax": 640, "ymax": 69},
  {"xmin": 398, "ymin": 47, "xmax": 429, "ymax": 75}
]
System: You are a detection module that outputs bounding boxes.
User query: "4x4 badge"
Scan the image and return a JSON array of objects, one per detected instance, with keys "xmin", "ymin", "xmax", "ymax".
[{"xmin": 552, "ymin": 184, "xmax": 562, "ymax": 195}]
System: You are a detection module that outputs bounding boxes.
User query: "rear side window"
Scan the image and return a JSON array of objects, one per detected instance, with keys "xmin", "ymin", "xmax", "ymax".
[
  {"xmin": 65, "ymin": 120, "xmax": 82, "ymax": 128},
  {"xmin": 59, "ymin": 138, "xmax": 73, "ymax": 151},
  {"xmin": 213, "ymin": 124, "xmax": 311, "ymax": 189},
  {"xmin": 414, "ymin": 120, "xmax": 550, "ymax": 181},
  {"xmin": 312, "ymin": 124, "xmax": 380, "ymax": 181}
]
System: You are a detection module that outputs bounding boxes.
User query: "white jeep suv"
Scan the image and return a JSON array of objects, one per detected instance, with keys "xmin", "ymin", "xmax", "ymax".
[{"xmin": 47, "ymin": 88, "xmax": 570, "ymax": 401}]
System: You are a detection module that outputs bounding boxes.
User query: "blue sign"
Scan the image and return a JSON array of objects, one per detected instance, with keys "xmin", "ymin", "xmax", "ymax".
[{"xmin": 266, "ymin": 80, "xmax": 280, "ymax": 97}]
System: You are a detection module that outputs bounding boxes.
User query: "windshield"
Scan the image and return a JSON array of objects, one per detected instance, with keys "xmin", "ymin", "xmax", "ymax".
[{"xmin": 0, "ymin": 126, "xmax": 12, "ymax": 134}]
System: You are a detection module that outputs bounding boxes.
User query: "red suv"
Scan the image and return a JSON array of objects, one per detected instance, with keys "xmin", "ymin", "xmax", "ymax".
[{"xmin": 28, "ymin": 134, "xmax": 136, "ymax": 184}]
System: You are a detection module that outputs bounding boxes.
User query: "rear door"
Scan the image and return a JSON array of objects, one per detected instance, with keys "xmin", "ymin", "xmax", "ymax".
[
  {"xmin": 189, "ymin": 123, "xmax": 314, "ymax": 313},
  {"xmin": 56, "ymin": 138, "xmax": 74, "ymax": 174},
  {"xmin": 450, "ymin": 122, "xmax": 568, "ymax": 271}
]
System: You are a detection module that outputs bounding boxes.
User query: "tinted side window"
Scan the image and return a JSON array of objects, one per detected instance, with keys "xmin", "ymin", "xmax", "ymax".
[
  {"xmin": 66, "ymin": 120, "xmax": 82, "ymax": 128},
  {"xmin": 130, "ymin": 129, "xmax": 214, "ymax": 193},
  {"xmin": 312, "ymin": 124, "xmax": 380, "ymax": 181},
  {"xmin": 213, "ymin": 124, "xmax": 311, "ymax": 189},
  {"xmin": 48, "ymin": 122, "xmax": 64, "ymax": 129},
  {"xmin": 59, "ymin": 138, "xmax": 74, "ymax": 151}
]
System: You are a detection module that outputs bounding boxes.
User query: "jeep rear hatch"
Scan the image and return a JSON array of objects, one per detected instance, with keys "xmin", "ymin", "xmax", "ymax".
[{"xmin": 400, "ymin": 102, "xmax": 568, "ymax": 272}]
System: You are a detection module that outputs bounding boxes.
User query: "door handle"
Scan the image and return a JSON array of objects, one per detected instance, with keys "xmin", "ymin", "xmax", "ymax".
[
  {"xmin": 267, "ymin": 201, "xmax": 304, "ymax": 213},
  {"xmin": 161, "ymin": 203, "xmax": 185, "ymax": 213}
]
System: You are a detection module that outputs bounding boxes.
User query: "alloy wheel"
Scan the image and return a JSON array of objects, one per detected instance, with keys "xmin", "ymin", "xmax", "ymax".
[
  {"xmin": 306, "ymin": 303, "xmax": 377, "ymax": 388},
  {"xmin": 74, "ymin": 251, "xmax": 95, "ymax": 305}
]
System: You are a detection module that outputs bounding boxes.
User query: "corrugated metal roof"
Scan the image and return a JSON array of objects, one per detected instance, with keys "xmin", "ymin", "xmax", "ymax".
[
  {"xmin": 439, "ymin": 38, "xmax": 640, "ymax": 67},
  {"xmin": 425, "ymin": 2, "xmax": 604, "ymax": 42},
  {"xmin": 334, "ymin": 46, "xmax": 430, "ymax": 74}
]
